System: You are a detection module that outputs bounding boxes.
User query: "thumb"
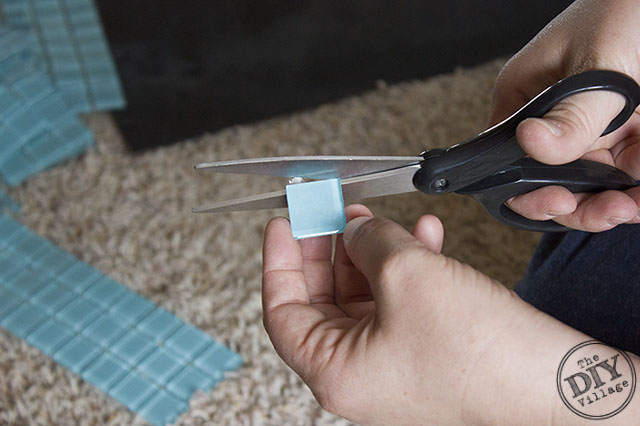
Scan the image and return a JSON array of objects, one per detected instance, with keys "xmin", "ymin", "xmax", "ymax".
[
  {"xmin": 516, "ymin": 90, "xmax": 626, "ymax": 164},
  {"xmin": 342, "ymin": 216, "xmax": 434, "ymax": 309}
]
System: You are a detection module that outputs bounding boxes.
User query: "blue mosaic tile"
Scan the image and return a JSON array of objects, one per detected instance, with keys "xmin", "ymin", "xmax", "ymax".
[
  {"xmin": 194, "ymin": 342, "xmax": 243, "ymax": 374},
  {"xmin": 0, "ymin": 27, "xmax": 96, "ymax": 186},
  {"xmin": 31, "ymin": 282, "xmax": 75, "ymax": 314},
  {"xmin": 109, "ymin": 292, "xmax": 155, "ymax": 325},
  {"xmin": 2, "ymin": 303, "xmax": 48, "ymax": 338},
  {"xmin": 26, "ymin": 318, "xmax": 75, "ymax": 356},
  {"xmin": 0, "ymin": 289, "xmax": 21, "ymax": 322},
  {"xmin": 110, "ymin": 329, "xmax": 155, "ymax": 367},
  {"xmin": 137, "ymin": 308, "xmax": 182, "ymax": 343},
  {"xmin": 0, "ymin": 216, "xmax": 23, "ymax": 245},
  {"xmin": 9, "ymin": 231, "xmax": 53, "ymax": 261},
  {"xmin": 2, "ymin": 0, "xmax": 126, "ymax": 113},
  {"xmin": 55, "ymin": 297, "xmax": 101, "ymax": 331},
  {"xmin": 0, "ymin": 213, "xmax": 242, "ymax": 424},
  {"xmin": 109, "ymin": 371, "xmax": 159, "ymax": 411},
  {"xmin": 31, "ymin": 248, "xmax": 78, "ymax": 276},
  {"xmin": 137, "ymin": 347, "xmax": 183, "ymax": 386},
  {"xmin": 139, "ymin": 389, "xmax": 189, "ymax": 426},
  {"xmin": 83, "ymin": 315, "xmax": 127, "ymax": 347},
  {"xmin": 164, "ymin": 323, "xmax": 211, "ymax": 361},
  {"xmin": 0, "ymin": 251, "xmax": 23, "ymax": 280},
  {"xmin": 83, "ymin": 352, "xmax": 128, "ymax": 391},
  {"xmin": 286, "ymin": 178, "xmax": 346, "ymax": 239},
  {"xmin": 52, "ymin": 333, "xmax": 100, "ymax": 374},
  {"xmin": 167, "ymin": 365, "xmax": 220, "ymax": 400},
  {"xmin": 58, "ymin": 261, "xmax": 103, "ymax": 293},
  {"xmin": 3, "ymin": 267, "xmax": 50, "ymax": 297},
  {"xmin": 84, "ymin": 276, "xmax": 127, "ymax": 309}
]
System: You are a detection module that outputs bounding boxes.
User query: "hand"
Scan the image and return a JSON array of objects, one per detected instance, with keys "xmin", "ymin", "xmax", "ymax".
[
  {"xmin": 262, "ymin": 206, "xmax": 629, "ymax": 425},
  {"xmin": 490, "ymin": 0, "xmax": 640, "ymax": 232}
]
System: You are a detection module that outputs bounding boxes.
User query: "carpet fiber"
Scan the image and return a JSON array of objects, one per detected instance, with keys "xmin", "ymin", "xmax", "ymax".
[{"xmin": 0, "ymin": 58, "xmax": 540, "ymax": 425}]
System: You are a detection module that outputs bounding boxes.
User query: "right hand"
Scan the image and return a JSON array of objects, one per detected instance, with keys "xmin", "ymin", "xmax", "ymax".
[{"xmin": 490, "ymin": 0, "xmax": 640, "ymax": 232}]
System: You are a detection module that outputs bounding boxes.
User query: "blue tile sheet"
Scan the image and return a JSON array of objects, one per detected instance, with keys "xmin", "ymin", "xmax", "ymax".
[
  {"xmin": 2, "ymin": 0, "xmax": 126, "ymax": 112},
  {"xmin": 0, "ymin": 27, "xmax": 94, "ymax": 186},
  {"xmin": 0, "ymin": 214, "xmax": 242, "ymax": 426}
]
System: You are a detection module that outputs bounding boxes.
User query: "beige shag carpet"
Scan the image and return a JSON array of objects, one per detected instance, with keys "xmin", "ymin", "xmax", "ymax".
[{"xmin": 0, "ymin": 59, "xmax": 541, "ymax": 425}]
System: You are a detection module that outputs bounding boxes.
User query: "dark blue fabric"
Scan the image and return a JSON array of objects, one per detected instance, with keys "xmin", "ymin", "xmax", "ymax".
[{"xmin": 515, "ymin": 225, "xmax": 640, "ymax": 355}]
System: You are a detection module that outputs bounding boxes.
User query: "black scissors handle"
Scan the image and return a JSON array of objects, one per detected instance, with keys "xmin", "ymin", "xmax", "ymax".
[
  {"xmin": 413, "ymin": 70, "xmax": 640, "ymax": 232},
  {"xmin": 456, "ymin": 158, "xmax": 637, "ymax": 232}
]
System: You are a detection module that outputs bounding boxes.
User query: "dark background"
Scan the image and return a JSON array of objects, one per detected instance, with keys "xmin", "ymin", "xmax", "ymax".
[{"xmin": 95, "ymin": 0, "xmax": 574, "ymax": 151}]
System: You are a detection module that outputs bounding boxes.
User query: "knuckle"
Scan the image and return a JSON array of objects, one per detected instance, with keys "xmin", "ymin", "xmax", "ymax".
[
  {"xmin": 347, "ymin": 216, "xmax": 387, "ymax": 248},
  {"xmin": 552, "ymin": 99, "xmax": 593, "ymax": 139},
  {"xmin": 378, "ymin": 243, "xmax": 427, "ymax": 286}
]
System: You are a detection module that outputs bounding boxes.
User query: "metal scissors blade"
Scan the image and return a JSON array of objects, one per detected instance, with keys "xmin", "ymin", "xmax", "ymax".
[
  {"xmin": 195, "ymin": 155, "xmax": 422, "ymax": 179},
  {"xmin": 192, "ymin": 163, "xmax": 420, "ymax": 213}
]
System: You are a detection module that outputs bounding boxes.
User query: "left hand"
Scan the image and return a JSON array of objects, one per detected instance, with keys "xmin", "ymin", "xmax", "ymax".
[{"xmin": 262, "ymin": 205, "xmax": 595, "ymax": 425}]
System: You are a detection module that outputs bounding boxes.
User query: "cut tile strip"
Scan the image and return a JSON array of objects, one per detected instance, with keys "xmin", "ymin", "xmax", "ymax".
[
  {"xmin": 0, "ymin": 27, "xmax": 93, "ymax": 185},
  {"xmin": 0, "ymin": 214, "xmax": 242, "ymax": 426},
  {"xmin": 2, "ymin": 0, "xmax": 125, "ymax": 112}
]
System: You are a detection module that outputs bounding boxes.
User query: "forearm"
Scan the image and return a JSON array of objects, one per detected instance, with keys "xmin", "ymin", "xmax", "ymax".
[{"xmin": 463, "ymin": 292, "xmax": 639, "ymax": 426}]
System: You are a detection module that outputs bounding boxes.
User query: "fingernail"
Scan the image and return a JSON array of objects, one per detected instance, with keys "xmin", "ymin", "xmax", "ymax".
[
  {"xmin": 536, "ymin": 118, "xmax": 563, "ymax": 137},
  {"xmin": 343, "ymin": 216, "xmax": 370, "ymax": 245},
  {"xmin": 606, "ymin": 216, "xmax": 631, "ymax": 226}
]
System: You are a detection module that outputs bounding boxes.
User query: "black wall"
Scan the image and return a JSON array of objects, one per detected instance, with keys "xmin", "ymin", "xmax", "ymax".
[{"xmin": 96, "ymin": 1, "xmax": 574, "ymax": 150}]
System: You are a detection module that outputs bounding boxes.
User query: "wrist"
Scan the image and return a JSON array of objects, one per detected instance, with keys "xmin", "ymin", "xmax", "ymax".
[{"xmin": 461, "ymin": 293, "xmax": 639, "ymax": 425}]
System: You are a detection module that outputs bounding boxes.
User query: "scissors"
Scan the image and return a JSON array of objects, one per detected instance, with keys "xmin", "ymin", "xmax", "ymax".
[{"xmin": 193, "ymin": 70, "xmax": 640, "ymax": 232}]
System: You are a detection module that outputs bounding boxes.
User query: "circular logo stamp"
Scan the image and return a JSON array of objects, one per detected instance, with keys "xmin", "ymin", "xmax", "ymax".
[{"xmin": 557, "ymin": 340, "xmax": 636, "ymax": 420}]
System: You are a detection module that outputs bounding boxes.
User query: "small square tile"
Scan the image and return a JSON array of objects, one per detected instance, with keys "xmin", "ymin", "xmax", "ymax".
[
  {"xmin": 82, "ymin": 352, "xmax": 128, "ymax": 391},
  {"xmin": 83, "ymin": 315, "xmax": 127, "ymax": 347},
  {"xmin": 109, "ymin": 371, "xmax": 159, "ymax": 411},
  {"xmin": 31, "ymin": 282, "xmax": 74, "ymax": 314},
  {"xmin": 110, "ymin": 329, "xmax": 155, "ymax": 366},
  {"xmin": 166, "ymin": 365, "xmax": 220, "ymax": 400},
  {"xmin": 31, "ymin": 247, "xmax": 77, "ymax": 275},
  {"xmin": 0, "ymin": 251, "xmax": 22, "ymax": 280},
  {"xmin": 8, "ymin": 231, "xmax": 50, "ymax": 259},
  {"xmin": 10, "ymin": 233, "xmax": 55, "ymax": 261},
  {"xmin": 193, "ymin": 342, "xmax": 243, "ymax": 374},
  {"xmin": 137, "ymin": 347, "xmax": 183, "ymax": 386},
  {"xmin": 164, "ymin": 323, "xmax": 211, "ymax": 360},
  {"xmin": 0, "ymin": 221, "xmax": 30, "ymax": 244},
  {"xmin": 26, "ymin": 318, "xmax": 74, "ymax": 355},
  {"xmin": 53, "ymin": 334, "xmax": 101, "ymax": 374},
  {"xmin": 55, "ymin": 297, "xmax": 101, "ymax": 331},
  {"xmin": 1, "ymin": 303, "xmax": 47, "ymax": 338},
  {"xmin": 3, "ymin": 267, "xmax": 49, "ymax": 297},
  {"xmin": 58, "ymin": 261, "xmax": 103, "ymax": 293},
  {"xmin": 137, "ymin": 308, "xmax": 182, "ymax": 343},
  {"xmin": 0, "ymin": 215, "xmax": 23, "ymax": 243},
  {"xmin": 0, "ymin": 288, "xmax": 20, "ymax": 320},
  {"xmin": 286, "ymin": 178, "xmax": 346, "ymax": 240},
  {"xmin": 109, "ymin": 292, "xmax": 155, "ymax": 325},
  {"xmin": 139, "ymin": 389, "xmax": 188, "ymax": 426},
  {"xmin": 84, "ymin": 276, "xmax": 127, "ymax": 309}
]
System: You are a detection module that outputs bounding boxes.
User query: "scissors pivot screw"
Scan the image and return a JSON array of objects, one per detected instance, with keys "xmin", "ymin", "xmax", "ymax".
[{"xmin": 432, "ymin": 178, "xmax": 449, "ymax": 191}]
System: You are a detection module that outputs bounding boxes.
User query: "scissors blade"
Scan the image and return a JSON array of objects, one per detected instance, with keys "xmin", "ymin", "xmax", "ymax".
[
  {"xmin": 195, "ymin": 155, "xmax": 422, "ymax": 179},
  {"xmin": 192, "ymin": 164, "xmax": 420, "ymax": 213}
]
